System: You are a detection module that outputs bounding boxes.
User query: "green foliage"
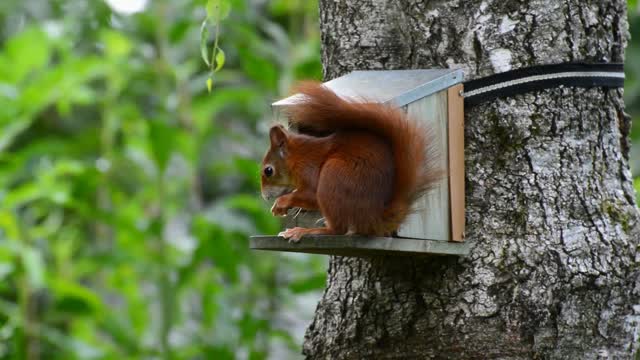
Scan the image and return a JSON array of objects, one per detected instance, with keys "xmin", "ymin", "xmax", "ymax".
[
  {"xmin": 0, "ymin": 0, "xmax": 324, "ymax": 359},
  {"xmin": 201, "ymin": 0, "xmax": 231, "ymax": 91},
  {"xmin": 206, "ymin": 0, "xmax": 232, "ymax": 23},
  {"xmin": 627, "ymin": 5, "xmax": 640, "ymax": 178}
]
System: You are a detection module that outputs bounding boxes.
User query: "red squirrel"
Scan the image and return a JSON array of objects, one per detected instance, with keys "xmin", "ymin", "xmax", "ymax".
[{"xmin": 260, "ymin": 82, "xmax": 441, "ymax": 242}]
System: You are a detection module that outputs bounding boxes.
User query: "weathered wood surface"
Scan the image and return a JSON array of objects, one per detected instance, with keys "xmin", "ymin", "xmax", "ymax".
[
  {"xmin": 304, "ymin": 0, "xmax": 639, "ymax": 359},
  {"xmin": 250, "ymin": 235, "xmax": 471, "ymax": 257},
  {"xmin": 398, "ymin": 90, "xmax": 450, "ymax": 240},
  {"xmin": 448, "ymin": 84, "xmax": 465, "ymax": 242}
]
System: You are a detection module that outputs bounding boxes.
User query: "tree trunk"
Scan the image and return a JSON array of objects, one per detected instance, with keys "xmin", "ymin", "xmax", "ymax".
[{"xmin": 303, "ymin": 1, "xmax": 640, "ymax": 358}]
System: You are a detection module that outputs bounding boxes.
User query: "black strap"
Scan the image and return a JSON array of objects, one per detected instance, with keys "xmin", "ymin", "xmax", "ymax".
[{"xmin": 462, "ymin": 62, "xmax": 625, "ymax": 106}]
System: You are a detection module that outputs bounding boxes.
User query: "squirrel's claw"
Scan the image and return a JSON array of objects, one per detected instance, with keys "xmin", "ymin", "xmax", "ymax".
[
  {"xmin": 278, "ymin": 228, "xmax": 303, "ymax": 243},
  {"xmin": 271, "ymin": 202, "xmax": 288, "ymax": 217}
]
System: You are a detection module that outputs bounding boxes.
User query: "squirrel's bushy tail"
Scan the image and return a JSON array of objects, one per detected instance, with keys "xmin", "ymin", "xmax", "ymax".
[{"xmin": 287, "ymin": 82, "xmax": 442, "ymax": 234}]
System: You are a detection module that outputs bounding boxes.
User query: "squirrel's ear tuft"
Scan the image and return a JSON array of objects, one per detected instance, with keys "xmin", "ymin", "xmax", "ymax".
[{"xmin": 269, "ymin": 125, "xmax": 288, "ymax": 156}]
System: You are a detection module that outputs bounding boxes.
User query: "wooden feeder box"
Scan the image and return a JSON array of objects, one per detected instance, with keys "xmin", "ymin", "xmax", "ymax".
[{"xmin": 251, "ymin": 69, "xmax": 469, "ymax": 257}]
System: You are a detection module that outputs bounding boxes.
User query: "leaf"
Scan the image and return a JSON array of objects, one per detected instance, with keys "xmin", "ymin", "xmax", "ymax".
[
  {"xmin": 50, "ymin": 279, "xmax": 103, "ymax": 316},
  {"xmin": 288, "ymin": 274, "xmax": 327, "ymax": 293},
  {"xmin": 204, "ymin": 346, "xmax": 235, "ymax": 360},
  {"xmin": 101, "ymin": 29, "xmax": 132, "ymax": 58},
  {"xmin": 238, "ymin": 47, "xmax": 278, "ymax": 89},
  {"xmin": 206, "ymin": 0, "xmax": 232, "ymax": 23},
  {"xmin": 239, "ymin": 313, "xmax": 268, "ymax": 341},
  {"xmin": 0, "ymin": 263, "xmax": 14, "ymax": 281},
  {"xmin": 38, "ymin": 324, "xmax": 103, "ymax": 359},
  {"xmin": 269, "ymin": 328, "xmax": 298, "ymax": 350},
  {"xmin": 17, "ymin": 56, "xmax": 106, "ymax": 113},
  {"xmin": 0, "ymin": 118, "xmax": 33, "ymax": 153},
  {"xmin": 214, "ymin": 47, "xmax": 225, "ymax": 72},
  {"xmin": 232, "ymin": 157, "xmax": 260, "ymax": 188},
  {"xmin": 100, "ymin": 315, "xmax": 141, "ymax": 354},
  {"xmin": 1, "ymin": 57, "xmax": 106, "ymax": 152},
  {"xmin": 21, "ymin": 247, "xmax": 45, "ymax": 289},
  {"xmin": 249, "ymin": 350, "xmax": 267, "ymax": 360},
  {"xmin": 5, "ymin": 26, "xmax": 51, "ymax": 82},
  {"xmin": 0, "ymin": 210, "xmax": 21, "ymax": 241},
  {"xmin": 200, "ymin": 20, "xmax": 210, "ymax": 66},
  {"xmin": 225, "ymin": 194, "xmax": 280, "ymax": 234},
  {"xmin": 148, "ymin": 120, "xmax": 175, "ymax": 172},
  {"xmin": 169, "ymin": 19, "xmax": 191, "ymax": 43},
  {"xmin": 207, "ymin": 77, "xmax": 213, "ymax": 93},
  {"xmin": 3, "ymin": 181, "xmax": 41, "ymax": 208},
  {"xmin": 192, "ymin": 217, "xmax": 238, "ymax": 281}
]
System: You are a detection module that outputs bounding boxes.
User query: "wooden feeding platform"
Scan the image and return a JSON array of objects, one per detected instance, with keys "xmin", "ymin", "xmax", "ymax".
[
  {"xmin": 251, "ymin": 69, "xmax": 468, "ymax": 257},
  {"xmin": 250, "ymin": 235, "xmax": 471, "ymax": 257}
]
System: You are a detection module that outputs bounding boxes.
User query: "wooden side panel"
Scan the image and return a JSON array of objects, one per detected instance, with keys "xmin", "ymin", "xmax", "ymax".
[
  {"xmin": 397, "ymin": 90, "xmax": 450, "ymax": 241},
  {"xmin": 448, "ymin": 84, "xmax": 465, "ymax": 242}
]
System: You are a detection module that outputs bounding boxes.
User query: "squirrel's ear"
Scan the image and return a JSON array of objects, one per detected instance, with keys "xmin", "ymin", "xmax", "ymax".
[{"xmin": 269, "ymin": 125, "xmax": 288, "ymax": 156}]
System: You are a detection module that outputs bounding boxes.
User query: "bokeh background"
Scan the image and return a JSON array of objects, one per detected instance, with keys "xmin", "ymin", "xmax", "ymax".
[{"xmin": 0, "ymin": 0, "xmax": 638, "ymax": 359}]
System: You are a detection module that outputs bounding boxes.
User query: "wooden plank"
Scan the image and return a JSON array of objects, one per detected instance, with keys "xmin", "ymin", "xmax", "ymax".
[
  {"xmin": 250, "ymin": 235, "xmax": 471, "ymax": 257},
  {"xmin": 447, "ymin": 84, "xmax": 465, "ymax": 242},
  {"xmin": 397, "ymin": 90, "xmax": 450, "ymax": 241}
]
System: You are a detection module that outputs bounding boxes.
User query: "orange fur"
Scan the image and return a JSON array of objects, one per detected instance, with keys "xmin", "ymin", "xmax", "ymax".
[{"xmin": 261, "ymin": 82, "xmax": 442, "ymax": 241}]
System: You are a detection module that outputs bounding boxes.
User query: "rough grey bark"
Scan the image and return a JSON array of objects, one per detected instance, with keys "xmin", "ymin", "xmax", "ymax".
[{"xmin": 303, "ymin": 1, "xmax": 640, "ymax": 359}]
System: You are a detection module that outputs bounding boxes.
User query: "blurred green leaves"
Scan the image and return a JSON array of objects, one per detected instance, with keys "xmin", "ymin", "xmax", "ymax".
[
  {"xmin": 627, "ymin": 5, "xmax": 640, "ymax": 174},
  {"xmin": 101, "ymin": 30, "xmax": 133, "ymax": 59},
  {"xmin": 148, "ymin": 120, "xmax": 177, "ymax": 172},
  {"xmin": 3, "ymin": 27, "xmax": 51, "ymax": 83},
  {"xmin": 50, "ymin": 279, "xmax": 102, "ymax": 316},
  {"xmin": 0, "ymin": 0, "xmax": 325, "ymax": 359},
  {"xmin": 201, "ymin": 0, "xmax": 231, "ymax": 92},
  {"xmin": 206, "ymin": 0, "xmax": 231, "ymax": 23},
  {"xmin": 21, "ymin": 246, "xmax": 45, "ymax": 289}
]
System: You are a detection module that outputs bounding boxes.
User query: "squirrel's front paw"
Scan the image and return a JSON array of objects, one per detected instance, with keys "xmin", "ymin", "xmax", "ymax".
[
  {"xmin": 271, "ymin": 201, "xmax": 289, "ymax": 217},
  {"xmin": 278, "ymin": 227, "xmax": 305, "ymax": 243}
]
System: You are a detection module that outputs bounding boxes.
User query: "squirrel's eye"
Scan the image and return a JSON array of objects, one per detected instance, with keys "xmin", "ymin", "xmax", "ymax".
[{"xmin": 263, "ymin": 166, "xmax": 274, "ymax": 177}]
